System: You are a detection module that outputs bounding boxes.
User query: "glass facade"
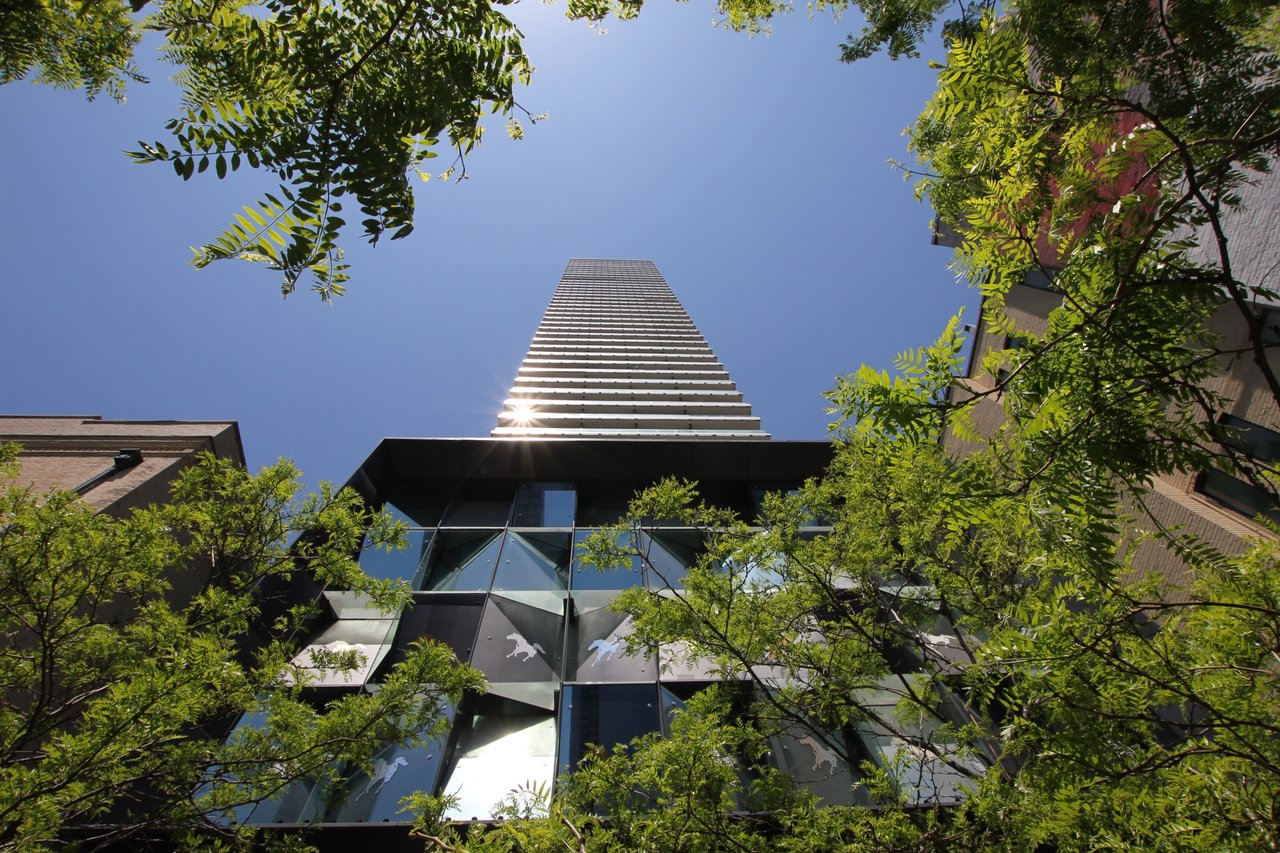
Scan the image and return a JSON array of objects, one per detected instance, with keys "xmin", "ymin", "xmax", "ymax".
[
  {"xmin": 256, "ymin": 435, "xmax": 895, "ymax": 827},
  {"xmin": 557, "ymin": 684, "xmax": 662, "ymax": 771},
  {"xmin": 570, "ymin": 529, "xmax": 643, "ymax": 590},
  {"xmin": 325, "ymin": 708, "xmax": 455, "ymax": 824},
  {"xmin": 442, "ymin": 713, "xmax": 557, "ymax": 821}
]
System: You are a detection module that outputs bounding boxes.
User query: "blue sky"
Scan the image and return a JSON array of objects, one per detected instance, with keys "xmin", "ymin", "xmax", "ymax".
[{"xmin": 0, "ymin": 1, "xmax": 976, "ymax": 488}]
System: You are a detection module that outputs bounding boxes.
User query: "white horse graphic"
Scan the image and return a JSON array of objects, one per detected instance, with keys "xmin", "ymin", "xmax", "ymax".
[
  {"xmin": 798, "ymin": 736, "xmax": 839, "ymax": 772},
  {"xmin": 586, "ymin": 636, "xmax": 622, "ymax": 666},
  {"xmin": 507, "ymin": 632, "xmax": 544, "ymax": 661},
  {"xmin": 356, "ymin": 755, "xmax": 408, "ymax": 799}
]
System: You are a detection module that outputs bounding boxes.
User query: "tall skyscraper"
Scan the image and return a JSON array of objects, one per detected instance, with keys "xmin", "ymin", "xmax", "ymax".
[
  {"xmin": 493, "ymin": 259, "xmax": 768, "ymax": 439},
  {"xmin": 227, "ymin": 260, "xmax": 835, "ymax": 837}
]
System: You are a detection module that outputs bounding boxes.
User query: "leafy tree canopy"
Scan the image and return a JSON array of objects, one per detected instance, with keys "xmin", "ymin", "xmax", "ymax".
[
  {"xmin": 408, "ymin": 323, "xmax": 1280, "ymax": 851},
  {"xmin": 0, "ymin": 0, "xmax": 990, "ymax": 299},
  {"xmin": 405, "ymin": 3, "xmax": 1280, "ymax": 849},
  {"xmin": 0, "ymin": 448, "xmax": 483, "ymax": 848}
]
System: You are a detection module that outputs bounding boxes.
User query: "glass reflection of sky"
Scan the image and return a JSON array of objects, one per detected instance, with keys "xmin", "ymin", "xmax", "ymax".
[{"xmin": 442, "ymin": 715, "xmax": 556, "ymax": 821}]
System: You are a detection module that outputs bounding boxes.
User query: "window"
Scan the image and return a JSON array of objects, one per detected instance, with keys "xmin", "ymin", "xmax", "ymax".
[
  {"xmin": 557, "ymin": 684, "xmax": 661, "ymax": 772},
  {"xmin": 1196, "ymin": 469, "xmax": 1280, "ymax": 523},
  {"xmin": 1021, "ymin": 267, "xmax": 1060, "ymax": 292},
  {"xmin": 214, "ymin": 712, "xmax": 326, "ymax": 825},
  {"xmin": 1195, "ymin": 415, "xmax": 1280, "ymax": 523},
  {"xmin": 441, "ymin": 484, "xmax": 515, "ymax": 527},
  {"xmin": 996, "ymin": 333, "xmax": 1036, "ymax": 384},
  {"xmin": 442, "ymin": 711, "xmax": 557, "ymax": 821},
  {"xmin": 769, "ymin": 723, "xmax": 867, "ymax": 807},
  {"xmin": 571, "ymin": 529, "xmax": 643, "ymax": 591},
  {"xmin": 492, "ymin": 531, "xmax": 570, "ymax": 591},
  {"xmin": 848, "ymin": 680, "xmax": 986, "ymax": 806},
  {"xmin": 380, "ymin": 491, "xmax": 446, "ymax": 528},
  {"xmin": 640, "ymin": 530, "xmax": 702, "ymax": 590},
  {"xmin": 324, "ymin": 708, "xmax": 455, "ymax": 824},
  {"xmin": 419, "ymin": 530, "xmax": 503, "ymax": 592},
  {"xmin": 1218, "ymin": 414, "xmax": 1280, "ymax": 464},
  {"xmin": 1004, "ymin": 333, "xmax": 1035, "ymax": 352},
  {"xmin": 567, "ymin": 604, "xmax": 653, "ymax": 682},
  {"xmin": 358, "ymin": 529, "xmax": 432, "ymax": 584},
  {"xmin": 1257, "ymin": 306, "xmax": 1280, "ymax": 346},
  {"xmin": 512, "ymin": 482, "xmax": 576, "ymax": 527},
  {"xmin": 468, "ymin": 595, "xmax": 564, "ymax": 683},
  {"xmin": 289, "ymin": 618, "xmax": 398, "ymax": 687}
]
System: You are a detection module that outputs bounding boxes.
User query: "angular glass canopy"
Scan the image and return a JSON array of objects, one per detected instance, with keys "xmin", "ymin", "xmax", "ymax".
[{"xmin": 421, "ymin": 530, "xmax": 502, "ymax": 592}]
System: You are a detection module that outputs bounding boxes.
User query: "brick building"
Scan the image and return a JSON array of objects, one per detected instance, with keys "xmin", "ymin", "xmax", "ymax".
[{"xmin": 943, "ymin": 174, "xmax": 1280, "ymax": 592}]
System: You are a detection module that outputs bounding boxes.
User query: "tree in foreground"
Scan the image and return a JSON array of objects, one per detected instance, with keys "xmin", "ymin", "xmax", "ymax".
[
  {"xmin": 1, "ymin": 0, "xmax": 997, "ymax": 298},
  {"xmin": 0, "ymin": 445, "xmax": 483, "ymax": 849},
  {"xmin": 403, "ymin": 3, "xmax": 1280, "ymax": 849},
  {"xmin": 406, "ymin": 327, "xmax": 1280, "ymax": 852}
]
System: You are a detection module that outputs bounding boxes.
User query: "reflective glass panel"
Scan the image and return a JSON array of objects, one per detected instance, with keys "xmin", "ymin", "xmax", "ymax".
[
  {"xmin": 557, "ymin": 684, "xmax": 661, "ymax": 771},
  {"xmin": 570, "ymin": 529, "xmax": 642, "ymax": 591},
  {"xmin": 575, "ymin": 485, "xmax": 636, "ymax": 526},
  {"xmin": 376, "ymin": 598, "xmax": 485, "ymax": 669},
  {"xmin": 381, "ymin": 492, "xmax": 446, "ymax": 528},
  {"xmin": 359, "ymin": 529, "xmax": 432, "ymax": 584},
  {"xmin": 853, "ymin": 720, "xmax": 979, "ymax": 806},
  {"xmin": 769, "ymin": 724, "xmax": 866, "ymax": 807},
  {"xmin": 657, "ymin": 641, "xmax": 721, "ymax": 682},
  {"xmin": 216, "ymin": 712, "xmax": 326, "ymax": 825},
  {"xmin": 512, "ymin": 482, "xmax": 576, "ymax": 527},
  {"xmin": 1198, "ymin": 469, "xmax": 1280, "ymax": 522},
  {"xmin": 567, "ymin": 607, "xmax": 653, "ymax": 682},
  {"xmin": 290, "ymin": 619, "xmax": 397, "ymax": 687},
  {"xmin": 492, "ymin": 532, "xmax": 570, "ymax": 592},
  {"xmin": 848, "ymin": 682, "xmax": 982, "ymax": 806},
  {"xmin": 750, "ymin": 485, "xmax": 828, "ymax": 526},
  {"xmin": 441, "ymin": 486, "xmax": 515, "ymax": 527},
  {"xmin": 469, "ymin": 597, "xmax": 564, "ymax": 683},
  {"xmin": 441, "ymin": 715, "xmax": 557, "ymax": 821},
  {"xmin": 420, "ymin": 531, "xmax": 502, "ymax": 591},
  {"xmin": 325, "ymin": 706, "xmax": 454, "ymax": 824},
  {"xmin": 1220, "ymin": 414, "xmax": 1280, "ymax": 463},
  {"xmin": 641, "ymin": 530, "xmax": 701, "ymax": 590}
]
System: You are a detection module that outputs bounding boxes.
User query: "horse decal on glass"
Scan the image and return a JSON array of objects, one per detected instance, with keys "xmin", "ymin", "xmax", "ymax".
[
  {"xmin": 507, "ymin": 631, "xmax": 544, "ymax": 662},
  {"xmin": 586, "ymin": 636, "xmax": 622, "ymax": 666},
  {"xmin": 356, "ymin": 755, "xmax": 408, "ymax": 799},
  {"xmin": 798, "ymin": 736, "xmax": 839, "ymax": 773}
]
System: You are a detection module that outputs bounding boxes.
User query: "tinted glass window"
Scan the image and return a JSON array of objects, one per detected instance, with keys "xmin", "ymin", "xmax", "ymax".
[
  {"xmin": 492, "ymin": 531, "xmax": 570, "ymax": 591},
  {"xmin": 376, "ymin": 598, "xmax": 485, "ymax": 668},
  {"xmin": 641, "ymin": 530, "xmax": 701, "ymax": 590},
  {"xmin": 469, "ymin": 596, "xmax": 564, "ymax": 683},
  {"xmin": 441, "ymin": 714, "xmax": 556, "ymax": 821},
  {"xmin": 1220, "ymin": 414, "xmax": 1280, "ymax": 464},
  {"xmin": 770, "ymin": 725, "xmax": 865, "ymax": 807},
  {"xmin": 558, "ymin": 684, "xmax": 661, "ymax": 771},
  {"xmin": 325, "ymin": 708, "xmax": 454, "ymax": 823},
  {"xmin": 359, "ymin": 529, "xmax": 432, "ymax": 584},
  {"xmin": 218, "ymin": 712, "xmax": 325, "ymax": 825},
  {"xmin": 1198, "ymin": 468, "xmax": 1280, "ymax": 522},
  {"xmin": 442, "ymin": 499, "xmax": 512, "ymax": 527},
  {"xmin": 291, "ymin": 618, "xmax": 397, "ymax": 687},
  {"xmin": 567, "ymin": 607, "xmax": 653, "ymax": 682},
  {"xmin": 571, "ymin": 529, "xmax": 642, "ymax": 590},
  {"xmin": 512, "ymin": 482, "xmax": 576, "ymax": 527},
  {"xmin": 421, "ymin": 531, "xmax": 502, "ymax": 592},
  {"xmin": 381, "ymin": 492, "xmax": 446, "ymax": 528},
  {"xmin": 575, "ymin": 485, "xmax": 636, "ymax": 525}
]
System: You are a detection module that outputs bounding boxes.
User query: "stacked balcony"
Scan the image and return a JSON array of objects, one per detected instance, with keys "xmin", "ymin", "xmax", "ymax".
[{"xmin": 493, "ymin": 259, "xmax": 769, "ymax": 440}]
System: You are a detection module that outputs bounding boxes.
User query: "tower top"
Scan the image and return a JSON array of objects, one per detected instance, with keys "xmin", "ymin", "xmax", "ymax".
[{"xmin": 492, "ymin": 260, "xmax": 769, "ymax": 440}]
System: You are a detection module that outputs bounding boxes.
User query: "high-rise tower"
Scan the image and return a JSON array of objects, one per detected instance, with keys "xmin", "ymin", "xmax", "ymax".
[
  {"xmin": 493, "ymin": 259, "xmax": 768, "ymax": 439},
  {"xmin": 227, "ymin": 260, "xmax": 835, "ymax": 836}
]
